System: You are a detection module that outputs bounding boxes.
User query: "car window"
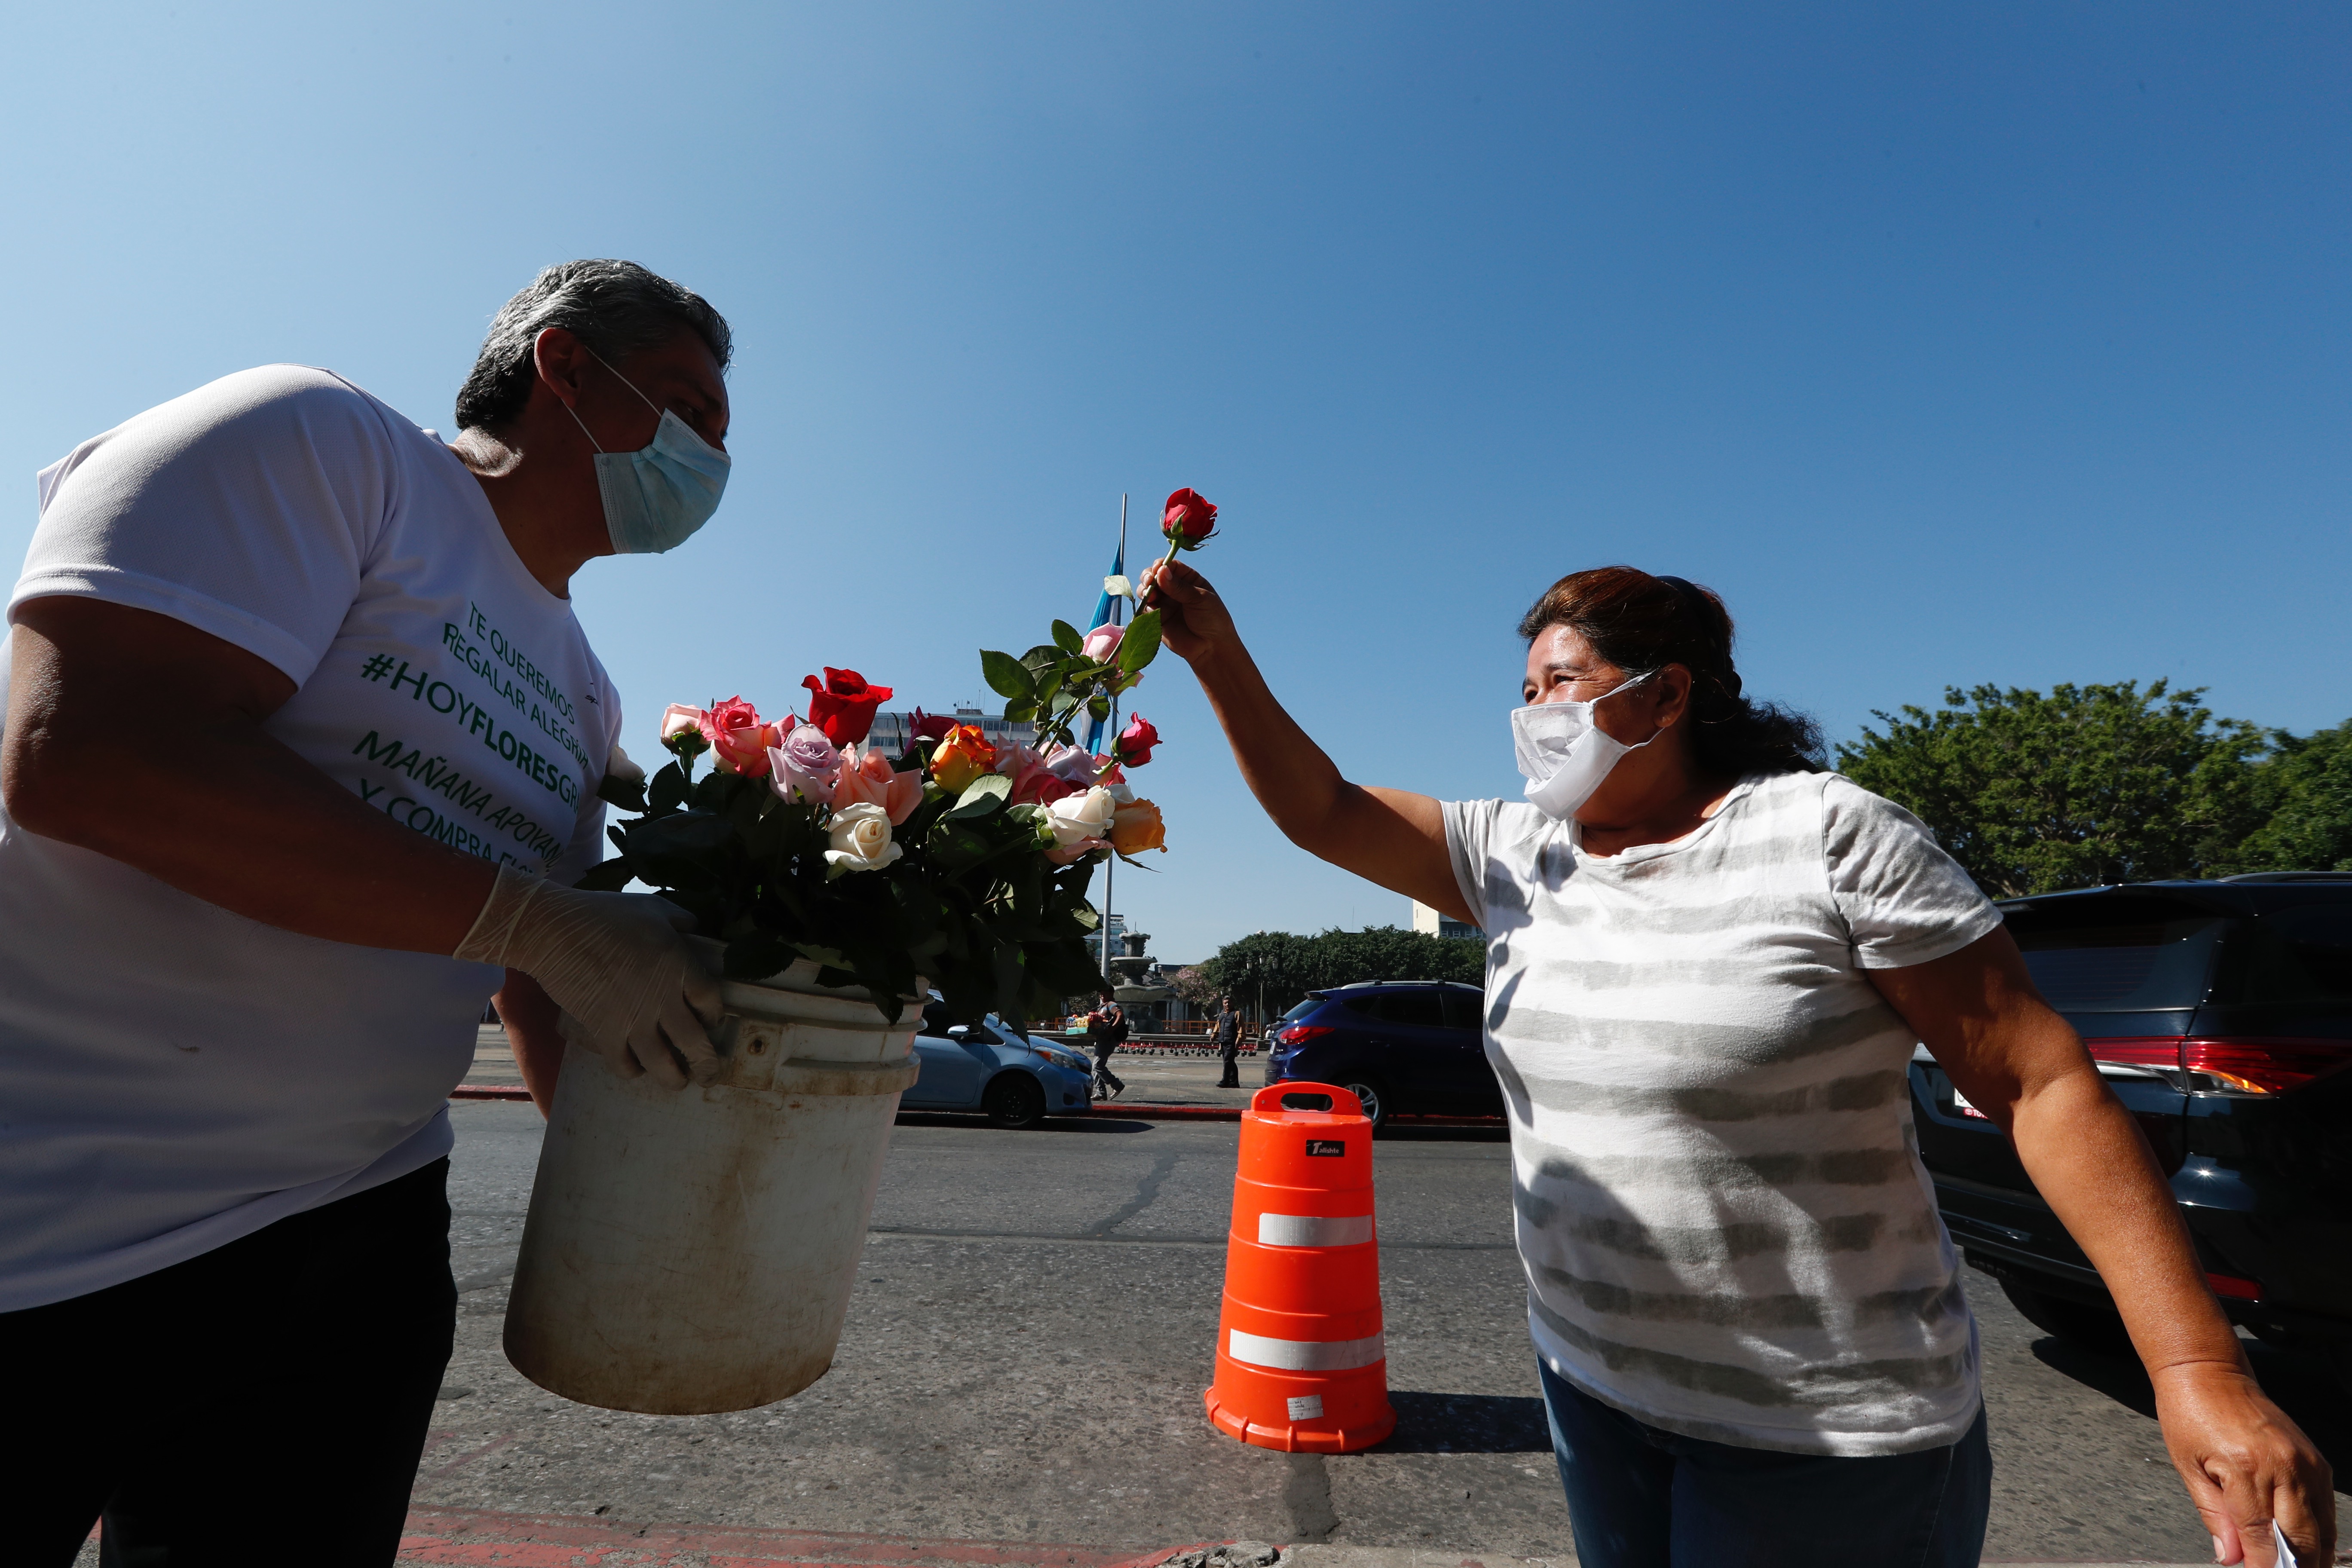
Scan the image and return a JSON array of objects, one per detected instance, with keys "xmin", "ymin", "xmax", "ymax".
[
  {"xmin": 1441, "ymin": 987, "xmax": 1485, "ymax": 1032},
  {"xmin": 920, "ymin": 1001, "xmax": 954, "ymax": 1037},
  {"xmin": 1342, "ymin": 989, "xmax": 1446, "ymax": 1028},
  {"xmin": 2223, "ymin": 906, "xmax": 2352, "ymax": 1005},
  {"xmin": 962, "ymin": 1020, "xmax": 1003, "ymax": 1046},
  {"xmin": 2008, "ymin": 906, "xmax": 2226, "ymax": 1012}
]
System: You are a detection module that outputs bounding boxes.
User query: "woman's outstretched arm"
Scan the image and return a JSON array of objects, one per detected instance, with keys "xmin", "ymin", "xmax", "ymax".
[
  {"xmin": 1144, "ymin": 559, "xmax": 1471, "ymax": 923},
  {"xmin": 1871, "ymin": 930, "xmax": 2332, "ymax": 1568}
]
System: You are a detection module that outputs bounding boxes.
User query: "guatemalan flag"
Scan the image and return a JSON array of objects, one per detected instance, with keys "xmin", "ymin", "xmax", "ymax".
[{"xmin": 1083, "ymin": 537, "xmax": 1124, "ymax": 753}]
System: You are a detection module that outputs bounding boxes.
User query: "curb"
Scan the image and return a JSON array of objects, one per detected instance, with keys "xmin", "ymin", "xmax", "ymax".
[{"xmin": 448, "ymin": 1085, "xmax": 1500, "ymax": 1129}]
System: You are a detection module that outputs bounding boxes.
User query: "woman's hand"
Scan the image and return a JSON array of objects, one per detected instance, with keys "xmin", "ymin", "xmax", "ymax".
[
  {"xmin": 2151, "ymin": 1360, "xmax": 2333, "ymax": 1566},
  {"xmin": 1139, "ymin": 558, "xmax": 1237, "ymax": 665}
]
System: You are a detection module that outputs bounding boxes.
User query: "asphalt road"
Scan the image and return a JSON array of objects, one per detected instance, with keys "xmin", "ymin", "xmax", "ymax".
[{"xmin": 382, "ymin": 1095, "xmax": 2352, "ymax": 1565}]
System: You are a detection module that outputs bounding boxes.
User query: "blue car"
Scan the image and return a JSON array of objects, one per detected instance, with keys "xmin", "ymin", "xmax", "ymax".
[{"xmin": 900, "ymin": 1000, "xmax": 1096, "ymax": 1128}]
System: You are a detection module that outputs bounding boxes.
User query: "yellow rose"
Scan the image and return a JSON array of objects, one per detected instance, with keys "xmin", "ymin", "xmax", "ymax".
[
  {"xmin": 1110, "ymin": 798, "xmax": 1166, "ymax": 854},
  {"xmin": 929, "ymin": 723, "xmax": 998, "ymax": 794}
]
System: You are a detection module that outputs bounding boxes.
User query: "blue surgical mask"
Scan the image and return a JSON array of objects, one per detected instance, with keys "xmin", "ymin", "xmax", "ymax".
[{"xmin": 564, "ymin": 352, "xmax": 731, "ymax": 554}]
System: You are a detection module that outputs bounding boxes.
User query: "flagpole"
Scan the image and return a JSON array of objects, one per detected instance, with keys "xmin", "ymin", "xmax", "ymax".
[{"xmin": 1102, "ymin": 493, "xmax": 1126, "ymax": 993}]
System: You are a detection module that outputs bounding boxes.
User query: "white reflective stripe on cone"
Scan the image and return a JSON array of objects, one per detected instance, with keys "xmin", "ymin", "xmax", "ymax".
[
  {"xmin": 1228, "ymin": 1327, "xmax": 1386, "ymax": 1372},
  {"xmin": 1256, "ymin": 1213, "xmax": 1375, "ymax": 1248}
]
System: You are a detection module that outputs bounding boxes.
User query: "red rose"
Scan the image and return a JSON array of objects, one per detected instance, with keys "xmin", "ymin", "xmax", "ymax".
[
  {"xmin": 909, "ymin": 707, "xmax": 957, "ymax": 743},
  {"xmin": 1115, "ymin": 714, "xmax": 1160, "ymax": 767},
  {"xmin": 1161, "ymin": 488, "xmax": 1217, "ymax": 548},
  {"xmin": 698, "ymin": 696, "xmax": 779, "ymax": 777},
  {"xmin": 801, "ymin": 668, "xmax": 895, "ymax": 746}
]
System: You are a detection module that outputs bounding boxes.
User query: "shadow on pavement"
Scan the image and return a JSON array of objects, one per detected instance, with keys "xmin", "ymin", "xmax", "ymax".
[
  {"xmin": 2029, "ymin": 1335, "xmax": 2352, "ymax": 1496},
  {"xmin": 891, "ymin": 1111, "xmax": 1156, "ymax": 1134},
  {"xmin": 1375, "ymin": 1123, "xmax": 1511, "ymax": 1144},
  {"xmin": 1377, "ymin": 1391, "xmax": 1553, "ymax": 1453}
]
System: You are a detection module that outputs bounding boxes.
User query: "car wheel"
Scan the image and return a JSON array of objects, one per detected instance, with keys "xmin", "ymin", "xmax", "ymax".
[
  {"xmin": 982, "ymin": 1074, "xmax": 1048, "ymax": 1130},
  {"xmin": 1339, "ymin": 1077, "xmax": 1390, "ymax": 1131},
  {"xmin": 1997, "ymin": 1275, "xmax": 2131, "ymax": 1355}
]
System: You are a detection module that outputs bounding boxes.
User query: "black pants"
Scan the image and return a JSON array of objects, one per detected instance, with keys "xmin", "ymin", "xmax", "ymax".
[
  {"xmin": 1093, "ymin": 1044, "xmax": 1124, "ymax": 1097},
  {"xmin": 1216, "ymin": 1040, "xmax": 1240, "ymax": 1087},
  {"xmin": 5, "ymin": 1158, "xmax": 457, "ymax": 1567}
]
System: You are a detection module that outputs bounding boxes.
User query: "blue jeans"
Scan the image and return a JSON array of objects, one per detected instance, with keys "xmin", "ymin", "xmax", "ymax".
[{"xmin": 1539, "ymin": 1360, "xmax": 1991, "ymax": 1568}]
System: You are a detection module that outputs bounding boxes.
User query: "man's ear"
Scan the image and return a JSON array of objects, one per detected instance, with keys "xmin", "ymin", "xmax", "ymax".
[{"xmin": 532, "ymin": 327, "xmax": 594, "ymax": 412}]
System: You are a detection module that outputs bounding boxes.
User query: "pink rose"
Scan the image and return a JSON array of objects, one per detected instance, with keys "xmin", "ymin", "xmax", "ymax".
[
  {"xmin": 701, "ymin": 696, "xmax": 780, "ymax": 777},
  {"xmin": 1081, "ymin": 622, "xmax": 1124, "ymax": 662},
  {"xmin": 832, "ymin": 745, "xmax": 925, "ymax": 825},
  {"xmin": 769, "ymin": 722, "xmax": 845, "ymax": 805},
  {"xmin": 660, "ymin": 704, "xmax": 706, "ymax": 738}
]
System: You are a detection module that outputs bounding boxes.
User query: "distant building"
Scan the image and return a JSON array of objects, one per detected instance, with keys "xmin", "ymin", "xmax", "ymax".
[
  {"xmin": 864, "ymin": 707, "xmax": 1035, "ymax": 758},
  {"xmin": 1081, "ymin": 913, "xmax": 1130, "ymax": 965},
  {"xmin": 1411, "ymin": 900, "xmax": 1485, "ymax": 942}
]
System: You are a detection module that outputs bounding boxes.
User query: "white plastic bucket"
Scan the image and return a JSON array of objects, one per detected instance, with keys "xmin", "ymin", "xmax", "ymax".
[{"xmin": 502, "ymin": 946, "xmax": 922, "ymax": 1414}]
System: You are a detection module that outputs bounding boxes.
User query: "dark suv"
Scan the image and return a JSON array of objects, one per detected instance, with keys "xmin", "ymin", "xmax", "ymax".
[
  {"xmin": 1262, "ymin": 981, "xmax": 1498, "ymax": 1127},
  {"xmin": 1911, "ymin": 874, "xmax": 2352, "ymax": 1388}
]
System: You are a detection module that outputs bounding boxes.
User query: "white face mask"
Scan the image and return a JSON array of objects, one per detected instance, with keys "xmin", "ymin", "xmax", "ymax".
[{"xmin": 1510, "ymin": 670, "xmax": 1659, "ymax": 822}]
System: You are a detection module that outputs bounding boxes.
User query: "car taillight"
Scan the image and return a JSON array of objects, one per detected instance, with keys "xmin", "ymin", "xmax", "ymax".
[
  {"xmin": 2206, "ymin": 1272, "xmax": 2263, "ymax": 1302},
  {"xmin": 2183, "ymin": 1037, "xmax": 2352, "ymax": 1096},
  {"xmin": 1278, "ymin": 1025, "xmax": 1334, "ymax": 1047},
  {"xmin": 2082, "ymin": 1035, "xmax": 2352, "ymax": 1095},
  {"xmin": 2082, "ymin": 1036, "xmax": 2184, "ymax": 1072}
]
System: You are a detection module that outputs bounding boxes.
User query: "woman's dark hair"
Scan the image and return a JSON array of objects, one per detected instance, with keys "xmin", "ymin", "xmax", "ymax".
[{"xmin": 1516, "ymin": 565, "xmax": 1825, "ymax": 777}]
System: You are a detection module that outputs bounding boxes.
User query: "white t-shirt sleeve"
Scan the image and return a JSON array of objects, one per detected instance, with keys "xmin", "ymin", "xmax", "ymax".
[
  {"xmin": 1442, "ymin": 798, "xmax": 1507, "ymax": 931},
  {"xmin": 11, "ymin": 367, "xmax": 398, "ymax": 687},
  {"xmin": 1820, "ymin": 774, "xmax": 2003, "ymax": 969}
]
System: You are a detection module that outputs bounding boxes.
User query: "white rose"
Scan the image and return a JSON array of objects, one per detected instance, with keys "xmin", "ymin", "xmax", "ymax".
[
  {"xmin": 823, "ymin": 802, "xmax": 902, "ymax": 876},
  {"xmin": 1045, "ymin": 786, "xmax": 1117, "ymax": 848}
]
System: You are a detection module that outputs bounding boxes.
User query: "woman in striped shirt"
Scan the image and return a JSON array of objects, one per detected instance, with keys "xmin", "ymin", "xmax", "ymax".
[{"xmin": 1143, "ymin": 558, "xmax": 2328, "ymax": 1568}]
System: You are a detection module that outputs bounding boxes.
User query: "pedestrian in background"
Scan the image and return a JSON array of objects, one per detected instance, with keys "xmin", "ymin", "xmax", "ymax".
[
  {"xmin": 1212, "ymin": 994, "xmax": 1243, "ymax": 1087},
  {"xmin": 1145, "ymin": 557, "xmax": 2331, "ymax": 1568},
  {"xmin": 3, "ymin": 260, "xmax": 738, "ymax": 1566},
  {"xmin": 1087, "ymin": 995, "xmax": 1129, "ymax": 1100}
]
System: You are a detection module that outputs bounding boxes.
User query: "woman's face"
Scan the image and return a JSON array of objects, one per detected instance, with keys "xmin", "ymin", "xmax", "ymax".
[{"xmin": 1522, "ymin": 625, "xmax": 1658, "ymax": 745}]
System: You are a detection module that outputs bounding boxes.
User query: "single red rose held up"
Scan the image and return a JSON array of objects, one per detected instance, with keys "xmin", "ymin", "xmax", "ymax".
[
  {"xmin": 1161, "ymin": 488, "xmax": 1217, "ymax": 547},
  {"xmin": 801, "ymin": 668, "xmax": 895, "ymax": 745},
  {"xmin": 1115, "ymin": 714, "xmax": 1160, "ymax": 767}
]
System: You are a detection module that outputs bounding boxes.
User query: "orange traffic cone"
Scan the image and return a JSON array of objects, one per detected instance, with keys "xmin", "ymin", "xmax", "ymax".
[{"xmin": 1203, "ymin": 1083, "xmax": 1396, "ymax": 1453}]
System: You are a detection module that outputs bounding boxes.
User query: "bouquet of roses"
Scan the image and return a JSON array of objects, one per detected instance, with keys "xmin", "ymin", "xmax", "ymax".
[{"xmin": 582, "ymin": 488, "xmax": 1217, "ymax": 1027}]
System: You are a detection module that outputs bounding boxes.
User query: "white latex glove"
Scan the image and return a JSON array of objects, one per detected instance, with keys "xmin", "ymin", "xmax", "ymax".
[{"xmin": 455, "ymin": 863, "xmax": 724, "ymax": 1089}]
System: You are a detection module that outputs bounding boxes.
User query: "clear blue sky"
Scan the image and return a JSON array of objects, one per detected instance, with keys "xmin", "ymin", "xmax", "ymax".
[{"xmin": 6, "ymin": 4, "xmax": 2346, "ymax": 963}]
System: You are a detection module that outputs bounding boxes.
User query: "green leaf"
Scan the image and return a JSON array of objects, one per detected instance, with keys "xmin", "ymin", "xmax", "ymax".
[
  {"xmin": 723, "ymin": 931, "xmax": 797, "ymax": 980},
  {"xmin": 979, "ymin": 649, "xmax": 1036, "ymax": 702},
  {"xmin": 597, "ymin": 770, "xmax": 649, "ymax": 814},
  {"xmin": 575, "ymin": 858, "xmax": 637, "ymax": 893},
  {"xmin": 1051, "ymin": 619, "xmax": 1084, "ymax": 653},
  {"xmin": 1087, "ymin": 692, "xmax": 1111, "ymax": 721},
  {"xmin": 1020, "ymin": 644, "xmax": 1063, "ymax": 671},
  {"xmin": 1117, "ymin": 609, "xmax": 1162, "ymax": 675},
  {"xmin": 946, "ymin": 771, "xmax": 1011, "ymax": 820},
  {"xmin": 648, "ymin": 760, "xmax": 689, "ymax": 814},
  {"xmin": 1003, "ymin": 699, "xmax": 1037, "ymax": 723}
]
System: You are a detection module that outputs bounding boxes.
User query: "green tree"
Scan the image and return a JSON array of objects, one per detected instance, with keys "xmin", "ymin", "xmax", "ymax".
[
  {"xmin": 1200, "ymin": 927, "xmax": 1485, "ymax": 1020},
  {"xmin": 1836, "ymin": 680, "xmax": 2266, "ymax": 897},
  {"xmin": 2228, "ymin": 720, "xmax": 2352, "ymax": 873}
]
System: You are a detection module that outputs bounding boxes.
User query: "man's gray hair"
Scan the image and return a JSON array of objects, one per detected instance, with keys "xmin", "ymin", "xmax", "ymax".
[{"xmin": 455, "ymin": 259, "xmax": 732, "ymax": 432}]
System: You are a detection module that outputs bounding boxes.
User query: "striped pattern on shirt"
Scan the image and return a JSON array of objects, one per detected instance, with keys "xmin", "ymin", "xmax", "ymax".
[{"xmin": 1445, "ymin": 770, "xmax": 2001, "ymax": 1456}]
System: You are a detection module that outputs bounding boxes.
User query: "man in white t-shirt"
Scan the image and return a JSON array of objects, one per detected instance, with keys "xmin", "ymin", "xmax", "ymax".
[{"xmin": 2, "ymin": 260, "xmax": 738, "ymax": 1563}]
